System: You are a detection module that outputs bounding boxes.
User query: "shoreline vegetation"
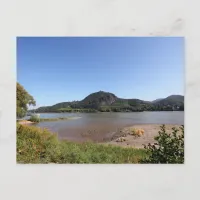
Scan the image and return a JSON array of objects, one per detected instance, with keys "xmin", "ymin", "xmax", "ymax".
[
  {"xmin": 30, "ymin": 107, "xmax": 184, "ymax": 114},
  {"xmin": 17, "ymin": 116, "xmax": 81, "ymax": 124},
  {"xmin": 17, "ymin": 123, "xmax": 147, "ymax": 164},
  {"xmin": 17, "ymin": 122, "xmax": 184, "ymax": 164}
]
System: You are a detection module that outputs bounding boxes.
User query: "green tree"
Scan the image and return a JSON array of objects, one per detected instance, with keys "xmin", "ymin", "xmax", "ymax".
[{"xmin": 17, "ymin": 82, "xmax": 36, "ymax": 118}]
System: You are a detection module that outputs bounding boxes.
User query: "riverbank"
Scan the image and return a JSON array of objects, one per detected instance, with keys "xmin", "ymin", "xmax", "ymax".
[
  {"xmin": 105, "ymin": 124, "xmax": 182, "ymax": 148},
  {"xmin": 17, "ymin": 123, "xmax": 147, "ymax": 164},
  {"xmin": 17, "ymin": 123, "xmax": 184, "ymax": 163},
  {"xmin": 18, "ymin": 118, "xmax": 183, "ymax": 149}
]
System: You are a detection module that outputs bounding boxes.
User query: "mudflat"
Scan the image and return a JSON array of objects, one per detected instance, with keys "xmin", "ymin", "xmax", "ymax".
[{"xmin": 105, "ymin": 124, "xmax": 182, "ymax": 148}]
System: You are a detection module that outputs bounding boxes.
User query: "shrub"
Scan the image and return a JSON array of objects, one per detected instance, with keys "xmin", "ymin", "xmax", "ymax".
[
  {"xmin": 17, "ymin": 124, "xmax": 61, "ymax": 163},
  {"xmin": 141, "ymin": 125, "xmax": 184, "ymax": 164},
  {"xmin": 29, "ymin": 115, "xmax": 40, "ymax": 123},
  {"xmin": 129, "ymin": 128, "xmax": 144, "ymax": 137}
]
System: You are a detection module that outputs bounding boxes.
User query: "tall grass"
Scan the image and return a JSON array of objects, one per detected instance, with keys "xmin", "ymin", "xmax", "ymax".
[
  {"xmin": 17, "ymin": 124, "xmax": 61, "ymax": 163},
  {"xmin": 29, "ymin": 115, "xmax": 40, "ymax": 123}
]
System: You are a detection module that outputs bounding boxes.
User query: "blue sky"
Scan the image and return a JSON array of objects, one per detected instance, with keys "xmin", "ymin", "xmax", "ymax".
[{"xmin": 17, "ymin": 37, "xmax": 184, "ymax": 108}]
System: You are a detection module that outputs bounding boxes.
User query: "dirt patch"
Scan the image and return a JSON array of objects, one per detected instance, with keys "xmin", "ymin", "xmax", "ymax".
[
  {"xmin": 18, "ymin": 120, "xmax": 35, "ymax": 125},
  {"xmin": 104, "ymin": 124, "xmax": 182, "ymax": 148}
]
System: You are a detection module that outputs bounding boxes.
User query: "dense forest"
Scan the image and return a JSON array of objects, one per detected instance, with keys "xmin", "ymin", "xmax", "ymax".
[{"xmin": 30, "ymin": 91, "xmax": 184, "ymax": 113}]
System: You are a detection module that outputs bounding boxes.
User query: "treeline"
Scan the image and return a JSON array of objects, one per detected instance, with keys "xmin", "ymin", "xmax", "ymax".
[
  {"xmin": 30, "ymin": 103, "xmax": 184, "ymax": 113},
  {"xmin": 98, "ymin": 104, "xmax": 184, "ymax": 112},
  {"xmin": 58, "ymin": 108, "xmax": 98, "ymax": 113}
]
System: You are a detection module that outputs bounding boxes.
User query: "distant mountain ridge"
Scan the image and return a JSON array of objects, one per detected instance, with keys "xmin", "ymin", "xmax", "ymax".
[
  {"xmin": 155, "ymin": 95, "xmax": 184, "ymax": 106},
  {"xmin": 151, "ymin": 98, "xmax": 164, "ymax": 103},
  {"xmin": 32, "ymin": 91, "xmax": 184, "ymax": 113}
]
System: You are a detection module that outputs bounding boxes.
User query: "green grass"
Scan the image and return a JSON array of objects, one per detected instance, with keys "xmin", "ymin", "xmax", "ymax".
[
  {"xmin": 40, "ymin": 117, "xmax": 70, "ymax": 122},
  {"xmin": 17, "ymin": 124, "xmax": 147, "ymax": 164},
  {"xmin": 28, "ymin": 117, "xmax": 73, "ymax": 123}
]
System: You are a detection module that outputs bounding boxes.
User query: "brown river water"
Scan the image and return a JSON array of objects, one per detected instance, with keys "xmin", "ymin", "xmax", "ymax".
[{"xmin": 30, "ymin": 111, "xmax": 184, "ymax": 143}]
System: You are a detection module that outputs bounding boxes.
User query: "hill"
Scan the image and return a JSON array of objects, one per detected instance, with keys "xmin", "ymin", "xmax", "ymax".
[
  {"xmin": 151, "ymin": 98, "xmax": 164, "ymax": 103},
  {"xmin": 79, "ymin": 91, "xmax": 118, "ymax": 109},
  {"xmin": 154, "ymin": 95, "xmax": 184, "ymax": 106},
  {"xmin": 30, "ymin": 91, "xmax": 184, "ymax": 113}
]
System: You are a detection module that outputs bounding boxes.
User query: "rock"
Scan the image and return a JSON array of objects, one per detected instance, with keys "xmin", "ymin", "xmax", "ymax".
[{"xmin": 116, "ymin": 137, "xmax": 126, "ymax": 142}]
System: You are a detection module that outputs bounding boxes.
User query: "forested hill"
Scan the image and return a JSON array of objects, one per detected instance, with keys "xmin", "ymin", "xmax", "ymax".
[{"xmin": 30, "ymin": 91, "xmax": 184, "ymax": 113}]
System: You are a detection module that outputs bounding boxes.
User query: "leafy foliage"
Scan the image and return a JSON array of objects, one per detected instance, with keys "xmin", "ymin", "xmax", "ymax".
[
  {"xmin": 17, "ymin": 124, "xmax": 61, "ymax": 163},
  {"xmin": 141, "ymin": 125, "xmax": 184, "ymax": 164},
  {"xmin": 17, "ymin": 83, "xmax": 36, "ymax": 118}
]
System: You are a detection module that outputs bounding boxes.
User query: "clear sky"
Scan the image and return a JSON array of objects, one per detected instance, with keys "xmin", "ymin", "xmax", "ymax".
[{"xmin": 17, "ymin": 37, "xmax": 184, "ymax": 108}]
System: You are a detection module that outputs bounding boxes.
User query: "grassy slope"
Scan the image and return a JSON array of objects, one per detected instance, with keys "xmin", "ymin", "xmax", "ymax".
[{"xmin": 17, "ymin": 124, "xmax": 147, "ymax": 164}]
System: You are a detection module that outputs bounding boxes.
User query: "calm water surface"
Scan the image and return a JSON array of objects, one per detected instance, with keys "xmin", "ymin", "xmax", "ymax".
[{"xmin": 31, "ymin": 111, "xmax": 184, "ymax": 142}]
